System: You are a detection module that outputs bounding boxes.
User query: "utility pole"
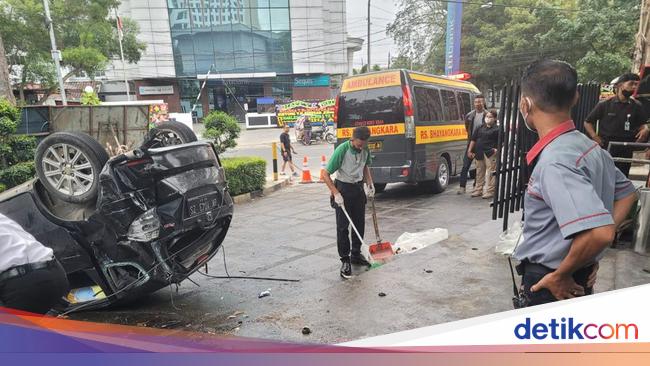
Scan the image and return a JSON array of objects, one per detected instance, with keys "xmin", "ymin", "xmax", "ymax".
[
  {"xmin": 43, "ymin": 0, "xmax": 67, "ymax": 105},
  {"xmin": 367, "ymin": 0, "xmax": 371, "ymax": 73},
  {"xmin": 115, "ymin": 10, "xmax": 131, "ymax": 101},
  {"xmin": 387, "ymin": 51, "xmax": 391, "ymax": 69}
]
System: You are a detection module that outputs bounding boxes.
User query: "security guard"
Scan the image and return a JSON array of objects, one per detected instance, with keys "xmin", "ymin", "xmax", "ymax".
[
  {"xmin": 584, "ymin": 73, "xmax": 650, "ymax": 177},
  {"xmin": 513, "ymin": 60, "xmax": 638, "ymax": 306},
  {"xmin": 0, "ymin": 213, "xmax": 69, "ymax": 314},
  {"xmin": 321, "ymin": 126, "xmax": 374, "ymax": 279}
]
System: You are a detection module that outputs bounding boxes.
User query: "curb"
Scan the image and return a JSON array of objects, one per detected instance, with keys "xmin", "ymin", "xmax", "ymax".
[{"xmin": 231, "ymin": 177, "xmax": 292, "ymax": 204}]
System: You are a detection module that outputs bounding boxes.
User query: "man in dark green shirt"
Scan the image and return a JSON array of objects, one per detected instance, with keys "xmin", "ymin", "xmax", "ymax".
[{"xmin": 321, "ymin": 126, "xmax": 374, "ymax": 279}]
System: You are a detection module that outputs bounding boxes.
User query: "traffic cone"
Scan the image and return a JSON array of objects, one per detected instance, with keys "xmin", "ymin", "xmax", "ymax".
[
  {"xmin": 318, "ymin": 155, "xmax": 327, "ymax": 183},
  {"xmin": 300, "ymin": 156, "xmax": 313, "ymax": 184}
]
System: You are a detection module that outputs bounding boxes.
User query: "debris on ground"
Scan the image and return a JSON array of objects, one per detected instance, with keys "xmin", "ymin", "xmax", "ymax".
[
  {"xmin": 378, "ymin": 292, "xmax": 387, "ymax": 297},
  {"xmin": 425, "ymin": 269, "xmax": 433, "ymax": 273},
  {"xmin": 471, "ymin": 247, "xmax": 478, "ymax": 251},
  {"xmin": 258, "ymin": 289, "xmax": 271, "ymax": 298},
  {"xmin": 393, "ymin": 228, "xmax": 448, "ymax": 254},
  {"xmin": 302, "ymin": 327, "xmax": 312, "ymax": 335},
  {"xmin": 227, "ymin": 310, "xmax": 245, "ymax": 319}
]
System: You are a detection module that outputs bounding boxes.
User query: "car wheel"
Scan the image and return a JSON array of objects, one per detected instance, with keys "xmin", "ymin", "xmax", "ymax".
[
  {"xmin": 374, "ymin": 183, "xmax": 387, "ymax": 193},
  {"xmin": 147, "ymin": 121, "xmax": 197, "ymax": 148},
  {"xmin": 431, "ymin": 156, "xmax": 450, "ymax": 194},
  {"xmin": 35, "ymin": 132, "xmax": 109, "ymax": 204}
]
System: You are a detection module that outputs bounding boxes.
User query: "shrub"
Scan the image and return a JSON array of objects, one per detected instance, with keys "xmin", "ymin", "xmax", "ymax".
[
  {"xmin": 0, "ymin": 161, "xmax": 35, "ymax": 188},
  {"xmin": 9, "ymin": 135, "xmax": 36, "ymax": 164},
  {"xmin": 0, "ymin": 183, "xmax": 6, "ymax": 193},
  {"xmin": 222, "ymin": 157, "xmax": 266, "ymax": 196},
  {"xmin": 203, "ymin": 111, "xmax": 241, "ymax": 154}
]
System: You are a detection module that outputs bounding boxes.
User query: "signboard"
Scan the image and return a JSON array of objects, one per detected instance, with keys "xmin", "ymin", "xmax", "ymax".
[
  {"xmin": 294, "ymin": 75, "xmax": 331, "ymax": 87},
  {"xmin": 139, "ymin": 85, "xmax": 175, "ymax": 95},
  {"xmin": 340, "ymin": 71, "xmax": 401, "ymax": 93},
  {"xmin": 276, "ymin": 99, "xmax": 335, "ymax": 127},
  {"xmin": 445, "ymin": 2, "xmax": 463, "ymax": 75}
]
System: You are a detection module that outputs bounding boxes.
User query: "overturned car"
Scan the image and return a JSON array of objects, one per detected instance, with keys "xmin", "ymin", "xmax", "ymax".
[{"xmin": 0, "ymin": 125, "xmax": 233, "ymax": 312}]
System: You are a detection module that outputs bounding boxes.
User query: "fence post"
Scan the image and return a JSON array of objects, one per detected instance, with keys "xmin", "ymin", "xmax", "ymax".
[{"xmin": 272, "ymin": 142, "xmax": 278, "ymax": 181}]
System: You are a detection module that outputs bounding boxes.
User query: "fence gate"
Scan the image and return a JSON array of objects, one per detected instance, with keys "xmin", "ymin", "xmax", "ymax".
[{"xmin": 491, "ymin": 83, "xmax": 601, "ymax": 231}]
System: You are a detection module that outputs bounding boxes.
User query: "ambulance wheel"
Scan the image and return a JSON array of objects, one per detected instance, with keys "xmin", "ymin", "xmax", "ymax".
[{"xmin": 431, "ymin": 156, "xmax": 450, "ymax": 194}]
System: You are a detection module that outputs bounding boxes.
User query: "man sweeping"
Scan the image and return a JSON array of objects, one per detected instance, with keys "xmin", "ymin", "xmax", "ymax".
[{"xmin": 321, "ymin": 126, "xmax": 374, "ymax": 279}]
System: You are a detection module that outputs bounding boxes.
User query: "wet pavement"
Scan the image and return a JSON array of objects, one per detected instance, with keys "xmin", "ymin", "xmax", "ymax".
[{"xmin": 71, "ymin": 179, "xmax": 650, "ymax": 344}]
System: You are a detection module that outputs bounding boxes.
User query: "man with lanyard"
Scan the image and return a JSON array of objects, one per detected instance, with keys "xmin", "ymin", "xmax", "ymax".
[
  {"xmin": 584, "ymin": 73, "xmax": 650, "ymax": 177},
  {"xmin": 0, "ymin": 212, "xmax": 69, "ymax": 313},
  {"xmin": 458, "ymin": 95, "xmax": 487, "ymax": 194},
  {"xmin": 512, "ymin": 60, "xmax": 637, "ymax": 306},
  {"xmin": 321, "ymin": 126, "xmax": 374, "ymax": 279}
]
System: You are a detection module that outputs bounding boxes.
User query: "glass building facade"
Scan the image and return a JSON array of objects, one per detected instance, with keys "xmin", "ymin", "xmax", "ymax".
[{"xmin": 167, "ymin": 0, "xmax": 293, "ymax": 76}]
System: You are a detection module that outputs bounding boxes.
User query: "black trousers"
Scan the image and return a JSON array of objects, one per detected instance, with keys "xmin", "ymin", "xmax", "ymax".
[
  {"xmin": 518, "ymin": 261, "xmax": 594, "ymax": 307},
  {"xmin": 331, "ymin": 180, "xmax": 366, "ymax": 262},
  {"xmin": 0, "ymin": 259, "xmax": 69, "ymax": 314},
  {"xmin": 459, "ymin": 146, "xmax": 474, "ymax": 188}
]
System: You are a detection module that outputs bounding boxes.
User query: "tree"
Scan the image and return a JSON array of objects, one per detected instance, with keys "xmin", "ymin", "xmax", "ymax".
[
  {"xmin": 388, "ymin": 0, "xmax": 639, "ymax": 88},
  {"xmin": 0, "ymin": 0, "xmax": 146, "ymax": 103},
  {"xmin": 372, "ymin": 64, "xmax": 381, "ymax": 71},
  {"xmin": 202, "ymin": 111, "xmax": 241, "ymax": 154},
  {"xmin": 0, "ymin": 33, "xmax": 15, "ymax": 104}
]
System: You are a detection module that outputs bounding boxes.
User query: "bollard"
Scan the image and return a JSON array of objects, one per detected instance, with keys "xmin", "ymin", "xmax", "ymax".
[{"xmin": 272, "ymin": 142, "xmax": 278, "ymax": 181}]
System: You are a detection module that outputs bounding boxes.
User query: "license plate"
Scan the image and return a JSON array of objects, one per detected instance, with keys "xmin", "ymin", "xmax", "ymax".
[
  {"xmin": 368, "ymin": 141, "xmax": 383, "ymax": 152},
  {"xmin": 187, "ymin": 193, "xmax": 219, "ymax": 218}
]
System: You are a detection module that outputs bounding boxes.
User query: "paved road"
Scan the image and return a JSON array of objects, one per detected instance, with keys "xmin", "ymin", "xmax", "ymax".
[
  {"xmin": 69, "ymin": 125, "xmax": 650, "ymax": 344},
  {"xmin": 198, "ymin": 124, "xmax": 334, "ymax": 176}
]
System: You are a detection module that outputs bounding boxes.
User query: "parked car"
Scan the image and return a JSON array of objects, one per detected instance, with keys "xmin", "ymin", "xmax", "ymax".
[{"xmin": 0, "ymin": 123, "xmax": 234, "ymax": 312}]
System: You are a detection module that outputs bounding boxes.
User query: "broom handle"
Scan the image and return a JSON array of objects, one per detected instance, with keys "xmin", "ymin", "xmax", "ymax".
[
  {"xmin": 370, "ymin": 197, "xmax": 382, "ymax": 243},
  {"xmin": 340, "ymin": 205, "xmax": 367, "ymax": 247}
]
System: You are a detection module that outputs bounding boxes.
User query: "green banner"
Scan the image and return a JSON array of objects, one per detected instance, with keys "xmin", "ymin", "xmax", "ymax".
[{"xmin": 276, "ymin": 99, "xmax": 335, "ymax": 127}]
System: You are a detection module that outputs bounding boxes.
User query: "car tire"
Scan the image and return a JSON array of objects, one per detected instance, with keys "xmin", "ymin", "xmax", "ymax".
[
  {"xmin": 430, "ymin": 156, "xmax": 450, "ymax": 194},
  {"xmin": 35, "ymin": 132, "xmax": 109, "ymax": 204},
  {"xmin": 148, "ymin": 121, "xmax": 197, "ymax": 147},
  {"xmin": 374, "ymin": 183, "xmax": 387, "ymax": 193}
]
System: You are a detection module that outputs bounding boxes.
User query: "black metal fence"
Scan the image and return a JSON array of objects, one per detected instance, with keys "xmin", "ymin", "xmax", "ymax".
[{"xmin": 491, "ymin": 83, "xmax": 601, "ymax": 231}]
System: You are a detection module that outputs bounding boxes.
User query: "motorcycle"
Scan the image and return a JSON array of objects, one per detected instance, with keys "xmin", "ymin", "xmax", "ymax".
[{"xmin": 299, "ymin": 122, "xmax": 336, "ymax": 145}]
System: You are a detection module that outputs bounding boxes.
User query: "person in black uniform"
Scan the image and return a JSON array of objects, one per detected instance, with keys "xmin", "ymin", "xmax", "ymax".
[{"xmin": 584, "ymin": 73, "xmax": 650, "ymax": 177}]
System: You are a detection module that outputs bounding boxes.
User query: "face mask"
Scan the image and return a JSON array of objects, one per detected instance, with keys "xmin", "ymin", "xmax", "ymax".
[
  {"xmin": 622, "ymin": 89, "xmax": 633, "ymax": 98},
  {"xmin": 521, "ymin": 97, "xmax": 537, "ymax": 134}
]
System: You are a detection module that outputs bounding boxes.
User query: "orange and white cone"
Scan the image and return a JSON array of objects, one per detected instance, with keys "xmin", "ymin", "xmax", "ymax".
[
  {"xmin": 300, "ymin": 156, "xmax": 313, "ymax": 184},
  {"xmin": 318, "ymin": 155, "xmax": 327, "ymax": 183}
]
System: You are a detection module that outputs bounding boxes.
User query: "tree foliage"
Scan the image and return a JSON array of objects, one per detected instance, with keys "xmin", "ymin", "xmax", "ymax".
[
  {"xmin": 388, "ymin": 0, "xmax": 640, "ymax": 88},
  {"xmin": 0, "ymin": 0, "xmax": 147, "ymax": 102},
  {"xmin": 203, "ymin": 111, "xmax": 241, "ymax": 154}
]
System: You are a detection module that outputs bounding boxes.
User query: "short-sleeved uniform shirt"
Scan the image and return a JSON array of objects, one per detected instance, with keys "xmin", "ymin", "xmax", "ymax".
[
  {"xmin": 326, "ymin": 140, "xmax": 372, "ymax": 183},
  {"xmin": 513, "ymin": 120, "xmax": 636, "ymax": 269},
  {"xmin": 0, "ymin": 213, "xmax": 54, "ymax": 273},
  {"xmin": 471, "ymin": 123, "xmax": 499, "ymax": 159},
  {"xmin": 585, "ymin": 97, "xmax": 648, "ymax": 141}
]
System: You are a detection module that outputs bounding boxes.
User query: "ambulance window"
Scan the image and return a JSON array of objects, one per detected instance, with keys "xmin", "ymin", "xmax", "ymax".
[
  {"xmin": 458, "ymin": 92, "xmax": 472, "ymax": 117},
  {"xmin": 441, "ymin": 89, "xmax": 461, "ymax": 121},
  {"xmin": 414, "ymin": 87, "xmax": 443, "ymax": 122}
]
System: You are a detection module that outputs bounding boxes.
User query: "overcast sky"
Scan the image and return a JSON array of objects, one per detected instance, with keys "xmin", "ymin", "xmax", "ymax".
[{"xmin": 346, "ymin": 0, "xmax": 398, "ymax": 69}]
